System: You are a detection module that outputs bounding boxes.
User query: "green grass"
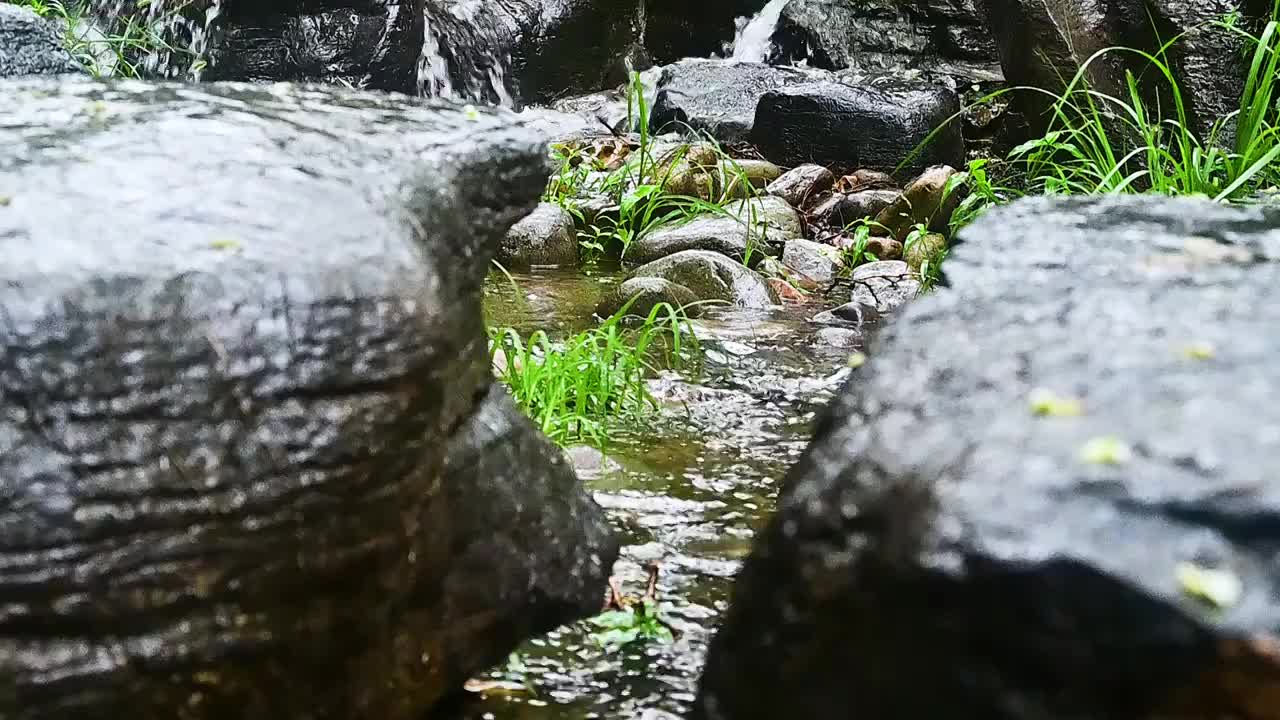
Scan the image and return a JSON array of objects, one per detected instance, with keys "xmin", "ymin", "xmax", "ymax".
[
  {"xmin": 489, "ymin": 299, "xmax": 701, "ymax": 448},
  {"xmin": 5, "ymin": 0, "xmax": 204, "ymax": 78},
  {"xmin": 543, "ymin": 71, "xmax": 767, "ymax": 262},
  {"xmin": 900, "ymin": 0, "xmax": 1280, "ymax": 242}
]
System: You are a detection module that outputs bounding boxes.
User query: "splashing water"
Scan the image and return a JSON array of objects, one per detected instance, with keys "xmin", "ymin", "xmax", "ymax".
[
  {"xmin": 730, "ymin": 0, "xmax": 788, "ymax": 62},
  {"xmin": 418, "ymin": 1, "xmax": 517, "ymax": 107}
]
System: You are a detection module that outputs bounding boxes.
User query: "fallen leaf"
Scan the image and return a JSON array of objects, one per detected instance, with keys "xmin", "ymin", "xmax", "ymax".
[
  {"xmin": 847, "ymin": 352, "xmax": 867, "ymax": 369},
  {"xmin": 1028, "ymin": 388, "xmax": 1083, "ymax": 417},
  {"xmin": 209, "ymin": 238, "xmax": 242, "ymax": 251},
  {"xmin": 463, "ymin": 678, "xmax": 530, "ymax": 695},
  {"xmin": 0, "ymin": 195, "xmax": 11, "ymax": 207},
  {"xmin": 1079, "ymin": 436, "xmax": 1132, "ymax": 465},
  {"xmin": 1182, "ymin": 342, "xmax": 1215, "ymax": 360},
  {"xmin": 1176, "ymin": 562, "xmax": 1242, "ymax": 609}
]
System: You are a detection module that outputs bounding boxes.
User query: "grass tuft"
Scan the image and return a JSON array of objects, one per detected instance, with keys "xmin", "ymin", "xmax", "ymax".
[{"xmin": 489, "ymin": 299, "xmax": 701, "ymax": 448}]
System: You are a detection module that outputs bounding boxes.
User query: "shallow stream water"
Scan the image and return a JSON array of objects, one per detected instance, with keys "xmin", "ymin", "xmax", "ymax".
[{"xmin": 449, "ymin": 268, "xmax": 858, "ymax": 719}]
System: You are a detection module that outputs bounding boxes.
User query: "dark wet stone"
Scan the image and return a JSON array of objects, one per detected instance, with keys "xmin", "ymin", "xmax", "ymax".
[
  {"xmin": 650, "ymin": 58, "xmax": 828, "ymax": 142},
  {"xmin": 0, "ymin": 5, "xmax": 79, "ymax": 77},
  {"xmin": 0, "ymin": 77, "xmax": 616, "ymax": 720},
  {"xmin": 813, "ymin": 189, "xmax": 903, "ymax": 228},
  {"xmin": 767, "ymin": 164, "xmax": 836, "ymax": 209},
  {"xmin": 594, "ymin": 276, "xmax": 702, "ymax": 319},
  {"xmin": 751, "ymin": 80, "xmax": 964, "ymax": 178},
  {"xmin": 875, "ymin": 165, "xmax": 962, "ymax": 239},
  {"xmin": 499, "ymin": 202, "xmax": 580, "ymax": 268},
  {"xmin": 979, "ymin": 0, "xmax": 1259, "ymax": 140},
  {"xmin": 696, "ymin": 195, "xmax": 1280, "ymax": 720},
  {"xmin": 630, "ymin": 250, "xmax": 779, "ymax": 308}
]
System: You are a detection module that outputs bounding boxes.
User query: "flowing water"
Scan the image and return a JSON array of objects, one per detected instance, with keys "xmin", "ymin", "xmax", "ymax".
[
  {"xmin": 453, "ymin": 268, "xmax": 858, "ymax": 719},
  {"xmin": 729, "ymin": 0, "xmax": 789, "ymax": 62}
]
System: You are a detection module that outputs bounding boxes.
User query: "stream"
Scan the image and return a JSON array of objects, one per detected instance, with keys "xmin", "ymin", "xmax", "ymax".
[{"xmin": 447, "ymin": 268, "xmax": 857, "ymax": 719}]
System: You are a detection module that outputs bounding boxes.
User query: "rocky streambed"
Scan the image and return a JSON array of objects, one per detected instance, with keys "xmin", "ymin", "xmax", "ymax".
[{"xmin": 4, "ymin": 1, "xmax": 1280, "ymax": 719}]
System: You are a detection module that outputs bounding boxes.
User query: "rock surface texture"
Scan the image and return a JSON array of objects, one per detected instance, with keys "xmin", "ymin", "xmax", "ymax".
[
  {"xmin": 979, "ymin": 0, "xmax": 1260, "ymax": 138},
  {"xmin": 752, "ymin": 79, "xmax": 964, "ymax": 177},
  {"xmin": 696, "ymin": 195, "xmax": 1280, "ymax": 720},
  {"xmin": 0, "ymin": 4, "xmax": 79, "ymax": 77},
  {"xmin": 650, "ymin": 59, "xmax": 827, "ymax": 142},
  {"xmin": 0, "ymin": 78, "xmax": 617, "ymax": 720}
]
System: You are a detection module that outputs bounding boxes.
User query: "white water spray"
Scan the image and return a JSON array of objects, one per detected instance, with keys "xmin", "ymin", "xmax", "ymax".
[{"xmin": 730, "ymin": 0, "xmax": 788, "ymax": 62}]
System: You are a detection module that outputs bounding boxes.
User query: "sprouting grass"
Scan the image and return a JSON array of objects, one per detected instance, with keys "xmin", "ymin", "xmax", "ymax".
[
  {"xmin": 489, "ymin": 300, "xmax": 701, "ymax": 448},
  {"xmin": 901, "ymin": 0, "xmax": 1280, "ymax": 244},
  {"xmin": 5, "ymin": 0, "xmax": 205, "ymax": 78},
  {"xmin": 542, "ymin": 70, "xmax": 767, "ymax": 262}
]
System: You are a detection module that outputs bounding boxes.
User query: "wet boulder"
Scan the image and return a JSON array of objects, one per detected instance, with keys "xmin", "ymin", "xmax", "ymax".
[
  {"xmin": 979, "ymin": 0, "xmax": 1260, "ymax": 139},
  {"xmin": 205, "ymin": 0, "xmax": 425, "ymax": 92},
  {"xmin": 0, "ymin": 77, "xmax": 617, "ymax": 720},
  {"xmin": 751, "ymin": 79, "xmax": 964, "ymax": 178},
  {"xmin": 629, "ymin": 250, "xmax": 779, "ymax": 308},
  {"xmin": 499, "ymin": 202, "xmax": 580, "ymax": 268},
  {"xmin": 768, "ymin": 164, "xmax": 836, "ymax": 209},
  {"xmin": 594, "ymin": 276, "xmax": 703, "ymax": 319},
  {"xmin": 771, "ymin": 0, "xmax": 998, "ymax": 69},
  {"xmin": 0, "ymin": 4, "xmax": 80, "ymax": 77},
  {"xmin": 650, "ymin": 58, "xmax": 827, "ymax": 142},
  {"xmin": 874, "ymin": 164, "xmax": 962, "ymax": 239},
  {"xmin": 812, "ymin": 188, "xmax": 902, "ymax": 228},
  {"xmin": 696, "ymin": 195, "xmax": 1280, "ymax": 720}
]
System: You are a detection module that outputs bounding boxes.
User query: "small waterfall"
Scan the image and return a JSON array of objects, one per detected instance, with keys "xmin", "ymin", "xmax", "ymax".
[
  {"xmin": 418, "ymin": 1, "xmax": 517, "ymax": 107},
  {"xmin": 730, "ymin": 0, "xmax": 788, "ymax": 62}
]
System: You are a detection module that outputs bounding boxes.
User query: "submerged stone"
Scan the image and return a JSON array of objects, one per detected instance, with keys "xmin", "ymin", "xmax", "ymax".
[
  {"xmin": 629, "ymin": 250, "xmax": 778, "ymax": 309},
  {"xmin": 696, "ymin": 195, "xmax": 1280, "ymax": 720},
  {"xmin": 0, "ymin": 76, "xmax": 616, "ymax": 720},
  {"xmin": 499, "ymin": 202, "xmax": 580, "ymax": 268},
  {"xmin": 594, "ymin": 276, "xmax": 702, "ymax": 319}
]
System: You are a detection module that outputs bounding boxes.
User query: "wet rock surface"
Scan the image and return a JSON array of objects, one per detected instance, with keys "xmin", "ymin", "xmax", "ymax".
[
  {"xmin": 630, "ymin": 250, "xmax": 779, "ymax": 308},
  {"xmin": 751, "ymin": 79, "xmax": 964, "ymax": 177},
  {"xmin": 594, "ymin": 276, "xmax": 702, "ymax": 318},
  {"xmin": 0, "ymin": 77, "xmax": 616, "ymax": 720},
  {"xmin": 0, "ymin": 4, "xmax": 80, "ymax": 77},
  {"xmin": 767, "ymin": 164, "xmax": 836, "ymax": 209},
  {"xmin": 207, "ymin": 0, "xmax": 426, "ymax": 92},
  {"xmin": 696, "ymin": 195, "xmax": 1280, "ymax": 720},
  {"xmin": 628, "ymin": 197, "xmax": 801, "ymax": 265},
  {"xmin": 981, "ymin": 0, "xmax": 1259, "ymax": 139},
  {"xmin": 650, "ymin": 59, "xmax": 827, "ymax": 142},
  {"xmin": 772, "ymin": 0, "xmax": 998, "ymax": 69},
  {"xmin": 499, "ymin": 202, "xmax": 580, "ymax": 268},
  {"xmin": 782, "ymin": 239, "xmax": 844, "ymax": 289}
]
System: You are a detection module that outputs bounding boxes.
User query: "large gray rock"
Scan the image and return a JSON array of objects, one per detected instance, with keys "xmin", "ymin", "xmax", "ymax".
[
  {"xmin": 499, "ymin": 202, "xmax": 580, "ymax": 267},
  {"xmin": 979, "ymin": 0, "xmax": 1260, "ymax": 139},
  {"xmin": 630, "ymin": 250, "xmax": 779, "ymax": 308},
  {"xmin": 772, "ymin": 0, "xmax": 999, "ymax": 69},
  {"xmin": 696, "ymin": 195, "xmax": 1280, "ymax": 720},
  {"xmin": 782, "ymin": 239, "xmax": 844, "ymax": 289},
  {"xmin": 0, "ymin": 4, "xmax": 79, "ymax": 77},
  {"xmin": 0, "ymin": 77, "xmax": 616, "ymax": 720},
  {"xmin": 650, "ymin": 58, "xmax": 827, "ymax": 142},
  {"xmin": 751, "ymin": 79, "xmax": 964, "ymax": 178}
]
